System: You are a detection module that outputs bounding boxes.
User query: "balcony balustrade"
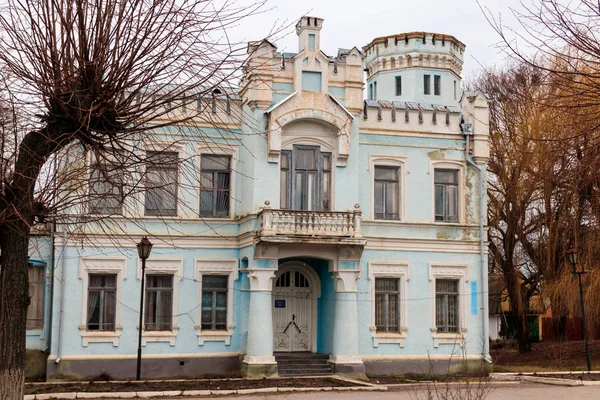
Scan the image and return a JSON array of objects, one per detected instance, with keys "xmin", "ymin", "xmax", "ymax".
[{"xmin": 258, "ymin": 201, "xmax": 363, "ymax": 238}]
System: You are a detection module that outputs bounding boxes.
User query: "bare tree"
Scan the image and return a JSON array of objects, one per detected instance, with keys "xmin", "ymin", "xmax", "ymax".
[{"xmin": 0, "ymin": 1, "xmax": 274, "ymax": 398}]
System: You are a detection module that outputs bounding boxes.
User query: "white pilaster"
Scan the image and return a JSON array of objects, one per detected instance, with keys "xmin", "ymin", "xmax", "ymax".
[{"xmin": 243, "ymin": 269, "xmax": 277, "ymax": 365}]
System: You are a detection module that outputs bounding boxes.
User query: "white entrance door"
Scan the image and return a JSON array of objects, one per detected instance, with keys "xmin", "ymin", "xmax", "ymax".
[{"xmin": 273, "ymin": 268, "xmax": 313, "ymax": 352}]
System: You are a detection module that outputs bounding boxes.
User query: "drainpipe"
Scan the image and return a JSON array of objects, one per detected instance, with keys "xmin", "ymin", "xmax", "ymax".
[
  {"xmin": 54, "ymin": 231, "xmax": 68, "ymax": 364},
  {"xmin": 464, "ymin": 128, "xmax": 491, "ymax": 363},
  {"xmin": 46, "ymin": 222, "xmax": 56, "ymax": 350}
]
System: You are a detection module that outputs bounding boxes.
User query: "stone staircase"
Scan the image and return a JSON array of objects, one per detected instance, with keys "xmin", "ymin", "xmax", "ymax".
[{"xmin": 275, "ymin": 353, "xmax": 333, "ymax": 377}]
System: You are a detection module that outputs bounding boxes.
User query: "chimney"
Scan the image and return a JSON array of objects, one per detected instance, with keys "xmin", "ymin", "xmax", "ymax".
[{"xmin": 295, "ymin": 16, "xmax": 323, "ymax": 53}]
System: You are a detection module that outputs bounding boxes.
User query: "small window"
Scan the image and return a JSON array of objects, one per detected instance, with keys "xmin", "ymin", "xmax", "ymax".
[
  {"xmin": 145, "ymin": 275, "xmax": 173, "ymax": 331},
  {"xmin": 308, "ymin": 34, "xmax": 316, "ymax": 51},
  {"xmin": 201, "ymin": 276, "xmax": 228, "ymax": 330},
  {"xmin": 369, "ymin": 83, "xmax": 374, "ymax": 100},
  {"xmin": 436, "ymin": 279, "xmax": 459, "ymax": 333},
  {"xmin": 374, "ymin": 81, "xmax": 378, "ymax": 101},
  {"xmin": 87, "ymin": 274, "xmax": 117, "ymax": 331},
  {"xmin": 453, "ymin": 80, "xmax": 457, "ymax": 100},
  {"xmin": 374, "ymin": 166, "xmax": 400, "ymax": 220},
  {"xmin": 145, "ymin": 152, "xmax": 178, "ymax": 216},
  {"xmin": 89, "ymin": 164, "xmax": 124, "ymax": 215},
  {"xmin": 434, "ymin": 169, "xmax": 459, "ymax": 223},
  {"xmin": 424, "ymin": 74, "xmax": 431, "ymax": 95},
  {"xmin": 434, "ymin": 75, "xmax": 441, "ymax": 96},
  {"xmin": 27, "ymin": 264, "xmax": 45, "ymax": 330},
  {"xmin": 395, "ymin": 76, "xmax": 402, "ymax": 96},
  {"xmin": 375, "ymin": 278, "xmax": 400, "ymax": 333},
  {"xmin": 302, "ymin": 71, "xmax": 322, "ymax": 93},
  {"xmin": 280, "ymin": 151, "xmax": 291, "ymax": 209},
  {"xmin": 200, "ymin": 155, "xmax": 231, "ymax": 217}
]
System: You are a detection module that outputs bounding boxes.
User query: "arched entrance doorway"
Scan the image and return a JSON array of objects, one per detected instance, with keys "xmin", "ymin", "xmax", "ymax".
[{"xmin": 272, "ymin": 262, "xmax": 320, "ymax": 352}]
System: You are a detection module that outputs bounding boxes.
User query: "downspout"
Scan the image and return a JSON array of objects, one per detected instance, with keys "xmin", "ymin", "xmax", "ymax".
[
  {"xmin": 54, "ymin": 231, "xmax": 68, "ymax": 364},
  {"xmin": 465, "ymin": 129, "xmax": 491, "ymax": 363},
  {"xmin": 46, "ymin": 222, "xmax": 56, "ymax": 349}
]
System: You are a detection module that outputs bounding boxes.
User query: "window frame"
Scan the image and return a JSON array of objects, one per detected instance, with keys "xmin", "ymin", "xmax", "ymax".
[
  {"xmin": 395, "ymin": 76, "xmax": 402, "ymax": 96},
  {"xmin": 144, "ymin": 151, "xmax": 179, "ymax": 217},
  {"xmin": 201, "ymin": 275, "xmax": 229, "ymax": 330},
  {"xmin": 195, "ymin": 259, "xmax": 238, "ymax": 345},
  {"xmin": 373, "ymin": 165, "xmax": 401, "ymax": 220},
  {"xmin": 79, "ymin": 257, "xmax": 126, "ymax": 346},
  {"xmin": 88, "ymin": 162, "xmax": 125, "ymax": 216},
  {"xmin": 434, "ymin": 75, "xmax": 441, "ymax": 96},
  {"xmin": 26, "ymin": 263, "xmax": 45, "ymax": 330},
  {"xmin": 137, "ymin": 258, "xmax": 182, "ymax": 346},
  {"xmin": 197, "ymin": 144, "xmax": 238, "ymax": 219},
  {"xmin": 435, "ymin": 278, "xmax": 459, "ymax": 333},
  {"xmin": 430, "ymin": 161, "xmax": 465, "ymax": 224},
  {"xmin": 375, "ymin": 277, "xmax": 401, "ymax": 333},
  {"xmin": 199, "ymin": 154, "xmax": 232, "ymax": 218},
  {"xmin": 424, "ymin": 74, "xmax": 431, "ymax": 95},
  {"xmin": 368, "ymin": 262, "xmax": 409, "ymax": 347},
  {"xmin": 429, "ymin": 264, "xmax": 468, "ymax": 347},
  {"xmin": 86, "ymin": 274, "xmax": 117, "ymax": 332},
  {"xmin": 144, "ymin": 274, "xmax": 174, "ymax": 331},
  {"xmin": 369, "ymin": 155, "xmax": 407, "ymax": 222}
]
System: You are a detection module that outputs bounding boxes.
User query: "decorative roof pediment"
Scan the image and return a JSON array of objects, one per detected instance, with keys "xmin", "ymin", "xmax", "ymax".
[{"xmin": 265, "ymin": 91, "xmax": 354, "ymax": 166}]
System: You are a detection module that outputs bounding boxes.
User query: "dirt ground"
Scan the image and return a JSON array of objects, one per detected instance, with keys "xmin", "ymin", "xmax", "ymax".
[
  {"xmin": 24, "ymin": 377, "xmax": 358, "ymax": 395},
  {"xmin": 490, "ymin": 340, "xmax": 600, "ymax": 372}
]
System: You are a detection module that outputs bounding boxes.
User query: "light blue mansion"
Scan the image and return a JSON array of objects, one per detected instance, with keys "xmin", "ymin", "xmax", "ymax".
[{"xmin": 26, "ymin": 17, "xmax": 490, "ymax": 380}]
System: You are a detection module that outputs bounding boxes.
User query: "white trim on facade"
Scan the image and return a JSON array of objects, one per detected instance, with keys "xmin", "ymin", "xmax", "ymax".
[
  {"xmin": 137, "ymin": 258, "xmax": 183, "ymax": 346},
  {"xmin": 368, "ymin": 261, "xmax": 409, "ymax": 347},
  {"xmin": 429, "ymin": 160, "xmax": 466, "ymax": 224},
  {"xmin": 78, "ymin": 256, "xmax": 127, "ymax": 347},
  {"xmin": 368, "ymin": 155, "xmax": 408, "ymax": 221},
  {"xmin": 428, "ymin": 263, "xmax": 468, "ymax": 348},
  {"xmin": 196, "ymin": 143, "xmax": 239, "ymax": 219},
  {"xmin": 194, "ymin": 258, "xmax": 238, "ymax": 345}
]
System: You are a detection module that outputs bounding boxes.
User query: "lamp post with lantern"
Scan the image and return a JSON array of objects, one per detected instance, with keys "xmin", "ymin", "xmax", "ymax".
[
  {"xmin": 566, "ymin": 246, "xmax": 592, "ymax": 371},
  {"xmin": 136, "ymin": 237, "xmax": 153, "ymax": 380}
]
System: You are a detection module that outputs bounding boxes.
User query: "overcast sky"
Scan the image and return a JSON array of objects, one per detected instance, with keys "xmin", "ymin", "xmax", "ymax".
[{"xmin": 231, "ymin": 0, "xmax": 527, "ymax": 79}]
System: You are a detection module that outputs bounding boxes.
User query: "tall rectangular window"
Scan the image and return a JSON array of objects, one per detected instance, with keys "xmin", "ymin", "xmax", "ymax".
[
  {"xmin": 369, "ymin": 83, "xmax": 373, "ymax": 100},
  {"xmin": 86, "ymin": 274, "xmax": 116, "ymax": 331},
  {"xmin": 454, "ymin": 80, "xmax": 457, "ymax": 100},
  {"xmin": 375, "ymin": 278, "xmax": 400, "ymax": 333},
  {"xmin": 145, "ymin": 152, "xmax": 178, "ymax": 216},
  {"xmin": 200, "ymin": 155, "xmax": 231, "ymax": 217},
  {"xmin": 373, "ymin": 81, "xmax": 378, "ymax": 101},
  {"xmin": 436, "ymin": 279, "xmax": 459, "ymax": 333},
  {"xmin": 395, "ymin": 76, "xmax": 402, "ymax": 96},
  {"xmin": 434, "ymin": 169, "xmax": 459, "ymax": 222},
  {"xmin": 89, "ymin": 164, "xmax": 123, "ymax": 215},
  {"xmin": 201, "ymin": 276, "xmax": 228, "ymax": 330},
  {"xmin": 145, "ymin": 275, "xmax": 173, "ymax": 331},
  {"xmin": 27, "ymin": 264, "xmax": 45, "ymax": 329},
  {"xmin": 424, "ymin": 74, "xmax": 431, "ymax": 95},
  {"xmin": 374, "ymin": 166, "xmax": 400, "ymax": 220},
  {"xmin": 308, "ymin": 34, "xmax": 316, "ymax": 51},
  {"xmin": 434, "ymin": 75, "xmax": 441, "ymax": 95},
  {"xmin": 281, "ymin": 146, "xmax": 331, "ymax": 211}
]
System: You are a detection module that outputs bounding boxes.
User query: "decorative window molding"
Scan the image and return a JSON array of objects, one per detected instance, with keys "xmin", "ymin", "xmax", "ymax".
[
  {"xmin": 429, "ymin": 160, "xmax": 465, "ymax": 224},
  {"xmin": 369, "ymin": 155, "xmax": 407, "ymax": 222},
  {"xmin": 429, "ymin": 263, "xmax": 468, "ymax": 347},
  {"xmin": 197, "ymin": 143, "xmax": 238, "ymax": 219},
  {"xmin": 79, "ymin": 257, "xmax": 127, "ymax": 347},
  {"xmin": 194, "ymin": 259, "xmax": 238, "ymax": 345},
  {"xmin": 137, "ymin": 258, "xmax": 183, "ymax": 346},
  {"xmin": 368, "ymin": 262, "xmax": 409, "ymax": 347}
]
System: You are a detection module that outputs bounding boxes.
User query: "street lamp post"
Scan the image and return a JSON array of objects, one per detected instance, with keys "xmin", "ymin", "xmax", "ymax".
[
  {"xmin": 566, "ymin": 247, "xmax": 592, "ymax": 371},
  {"xmin": 136, "ymin": 237, "xmax": 153, "ymax": 380}
]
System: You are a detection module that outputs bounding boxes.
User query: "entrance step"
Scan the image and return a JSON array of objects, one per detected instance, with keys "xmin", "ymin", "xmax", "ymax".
[{"xmin": 275, "ymin": 353, "xmax": 333, "ymax": 377}]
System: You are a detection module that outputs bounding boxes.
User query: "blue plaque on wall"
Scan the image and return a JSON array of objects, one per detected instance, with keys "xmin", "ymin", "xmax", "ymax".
[{"xmin": 274, "ymin": 300, "xmax": 286, "ymax": 308}]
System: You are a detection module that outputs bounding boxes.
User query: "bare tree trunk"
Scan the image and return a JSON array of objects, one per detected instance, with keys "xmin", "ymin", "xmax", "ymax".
[{"xmin": 0, "ymin": 223, "xmax": 30, "ymax": 400}]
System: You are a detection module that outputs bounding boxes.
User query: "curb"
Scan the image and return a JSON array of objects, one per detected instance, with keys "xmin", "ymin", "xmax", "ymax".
[
  {"xmin": 24, "ymin": 384, "xmax": 387, "ymax": 399},
  {"xmin": 490, "ymin": 372, "xmax": 600, "ymax": 387}
]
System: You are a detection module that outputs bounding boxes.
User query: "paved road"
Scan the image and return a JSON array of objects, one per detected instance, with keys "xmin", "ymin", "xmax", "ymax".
[{"xmin": 173, "ymin": 383, "xmax": 600, "ymax": 400}]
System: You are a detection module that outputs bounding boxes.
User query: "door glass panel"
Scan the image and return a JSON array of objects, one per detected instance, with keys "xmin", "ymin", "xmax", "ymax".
[
  {"xmin": 295, "ymin": 172, "xmax": 303, "ymax": 210},
  {"xmin": 307, "ymin": 172, "xmax": 316, "ymax": 211},
  {"xmin": 296, "ymin": 149, "xmax": 316, "ymax": 169}
]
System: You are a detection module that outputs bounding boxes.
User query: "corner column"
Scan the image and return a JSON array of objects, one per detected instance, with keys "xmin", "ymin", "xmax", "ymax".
[
  {"xmin": 242, "ymin": 268, "xmax": 277, "ymax": 377},
  {"xmin": 330, "ymin": 268, "xmax": 365, "ymax": 378}
]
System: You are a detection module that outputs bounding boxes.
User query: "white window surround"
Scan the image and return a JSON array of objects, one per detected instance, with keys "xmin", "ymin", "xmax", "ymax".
[
  {"xmin": 194, "ymin": 259, "xmax": 238, "ymax": 345},
  {"xmin": 79, "ymin": 256, "xmax": 127, "ymax": 347},
  {"xmin": 197, "ymin": 143, "xmax": 239, "ymax": 219},
  {"xmin": 429, "ymin": 263, "xmax": 468, "ymax": 348},
  {"xmin": 368, "ymin": 261, "xmax": 409, "ymax": 347},
  {"xmin": 140, "ymin": 141, "xmax": 186, "ymax": 218},
  {"xmin": 429, "ymin": 160, "xmax": 466, "ymax": 224},
  {"xmin": 137, "ymin": 258, "xmax": 183, "ymax": 346},
  {"xmin": 278, "ymin": 136, "xmax": 336, "ymax": 210},
  {"xmin": 368, "ymin": 155, "xmax": 407, "ymax": 222}
]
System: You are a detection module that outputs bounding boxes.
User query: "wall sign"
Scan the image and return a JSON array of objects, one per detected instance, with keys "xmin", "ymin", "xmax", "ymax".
[{"xmin": 274, "ymin": 299, "xmax": 286, "ymax": 308}]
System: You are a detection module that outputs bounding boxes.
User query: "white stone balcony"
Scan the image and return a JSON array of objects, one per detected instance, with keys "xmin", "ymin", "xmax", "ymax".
[{"xmin": 258, "ymin": 202, "xmax": 363, "ymax": 239}]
